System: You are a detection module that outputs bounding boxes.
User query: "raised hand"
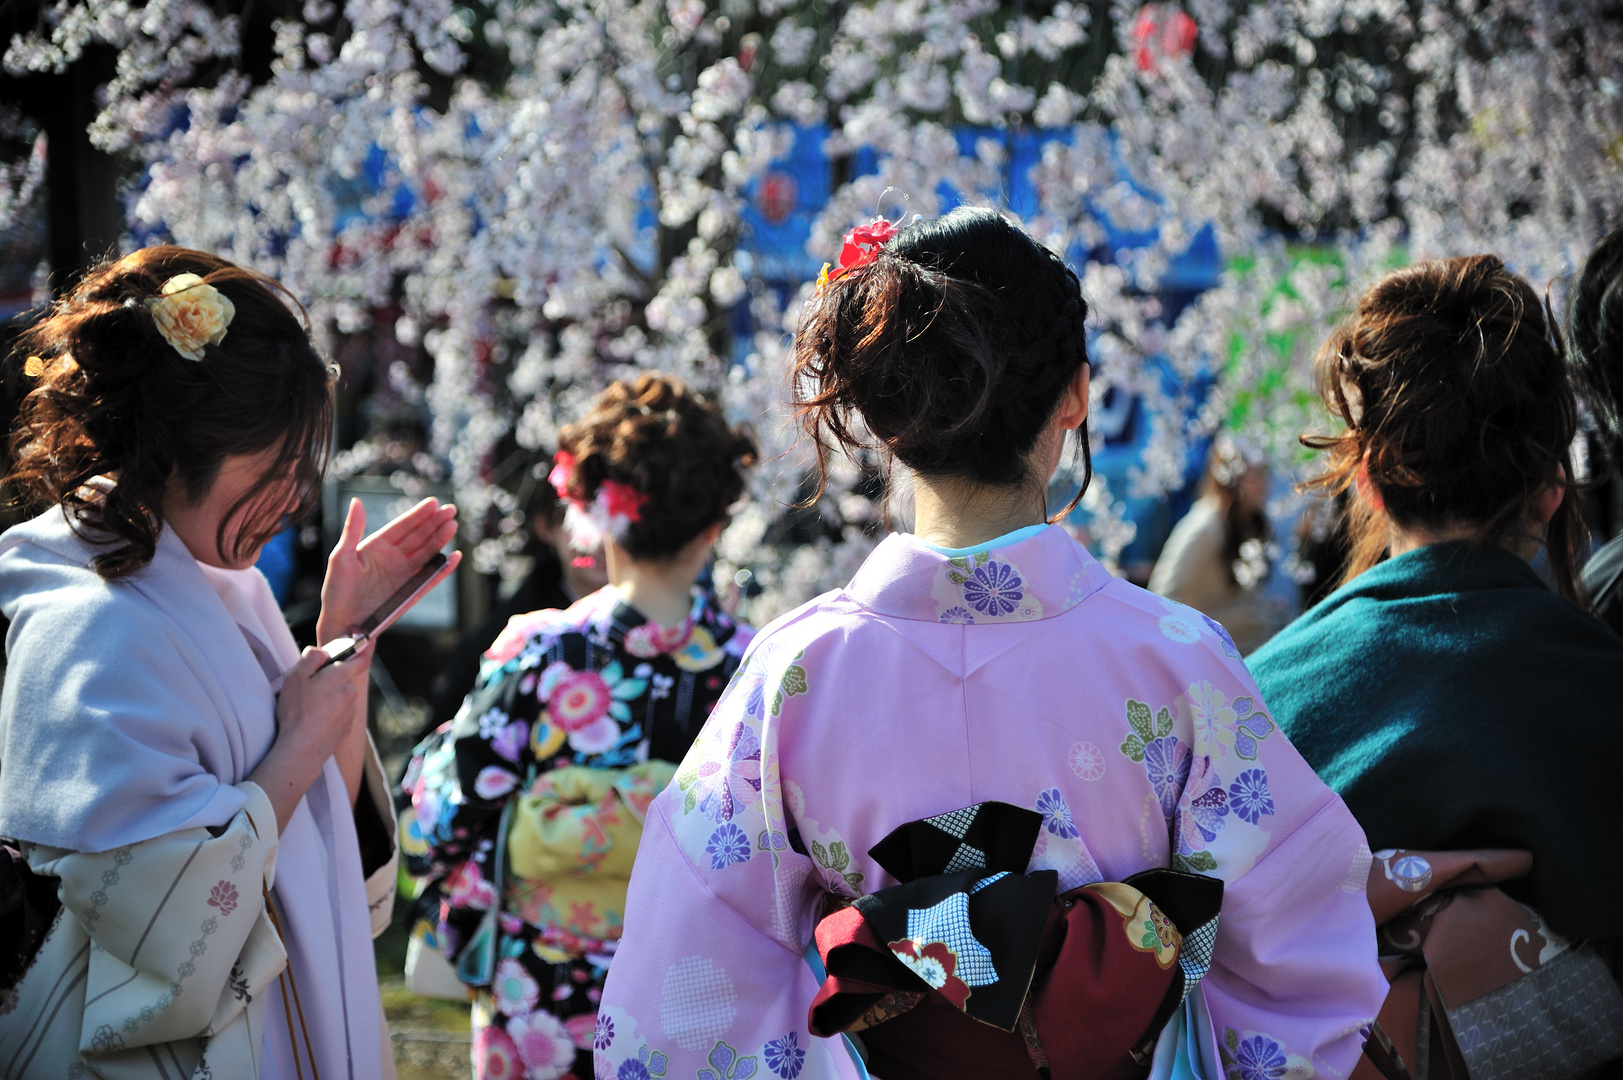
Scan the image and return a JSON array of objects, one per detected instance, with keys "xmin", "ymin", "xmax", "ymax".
[{"xmin": 318, "ymin": 496, "xmax": 461, "ymax": 647}]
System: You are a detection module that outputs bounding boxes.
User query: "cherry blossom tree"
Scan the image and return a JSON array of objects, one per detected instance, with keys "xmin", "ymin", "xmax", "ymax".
[{"xmin": 4, "ymin": 0, "xmax": 1620, "ymax": 617}]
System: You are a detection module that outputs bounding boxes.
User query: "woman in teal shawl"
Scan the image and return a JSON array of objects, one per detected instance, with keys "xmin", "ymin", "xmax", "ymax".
[{"xmin": 1249, "ymin": 254, "xmax": 1623, "ymax": 940}]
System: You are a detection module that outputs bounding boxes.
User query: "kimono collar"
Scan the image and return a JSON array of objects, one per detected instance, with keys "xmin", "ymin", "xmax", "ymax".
[
  {"xmin": 845, "ymin": 524, "xmax": 1114, "ymax": 624},
  {"xmin": 1323, "ymin": 539, "xmax": 1546, "ymax": 606}
]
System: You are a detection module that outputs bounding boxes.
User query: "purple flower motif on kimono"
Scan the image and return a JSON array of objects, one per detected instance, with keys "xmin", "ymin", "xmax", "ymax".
[
  {"xmin": 938, "ymin": 606, "xmax": 975, "ymax": 625},
  {"xmin": 617, "ymin": 1044, "xmax": 670, "ymax": 1080},
  {"xmin": 1229, "ymin": 697, "xmax": 1275, "ymax": 761},
  {"xmin": 1144, "ymin": 736, "xmax": 1191, "ymax": 820},
  {"xmin": 696, "ymin": 1039, "xmax": 757, "ymax": 1080},
  {"xmin": 764, "ymin": 1031, "xmax": 806, "ymax": 1078},
  {"xmin": 706, "ymin": 822, "xmax": 752, "ymax": 869},
  {"xmin": 1200, "ymin": 614, "xmax": 1242, "ymax": 659},
  {"xmin": 490, "ymin": 719, "xmax": 528, "ymax": 763},
  {"xmin": 962, "ymin": 562, "xmax": 1024, "ymax": 616},
  {"xmin": 1229, "ymin": 769, "xmax": 1275, "ymax": 825},
  {"xmin": 1233, "ymin": 1033, "xmax": 1289, "ymax": 1080},
  {"xmin": 695, "ymin": 721, "xmax": 763, "ymax": 822},
  {"xmin": 1035, "ymin": 788, "xmax": 1079, "ymax": 839},
  {"xmin": 1177, "ymin": 758, "xmax": 1229, "ymax": 853},
  {"xmin": 594, "ymin": 1013, "xmax": 615, "ymax": 1051}
]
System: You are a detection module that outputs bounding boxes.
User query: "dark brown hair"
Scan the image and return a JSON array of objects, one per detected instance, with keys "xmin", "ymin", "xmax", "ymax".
[
  {"xmin": 794, "ymin": 206, "xmax": 1090, "ymax": 514},
  {"xmin": 1303, "ymin": 254, "xmax": 1585, "ymax": 599},
  {"xmin": 1567, "ymin": 223, "xmax": 1623, "ymax": 465},
  {"xmin": 7, "ymin": 246, "xmax": 334, "ymax": 578},
  {"xmin": 556, "ymin": 372, "xmax": 756, "ymax": 560}
]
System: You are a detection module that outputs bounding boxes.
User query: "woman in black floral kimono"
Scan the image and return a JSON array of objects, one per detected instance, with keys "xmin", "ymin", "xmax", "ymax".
[{"xmin": 401, "ymin": 373, "xmax": 757, "ymax": 1080}]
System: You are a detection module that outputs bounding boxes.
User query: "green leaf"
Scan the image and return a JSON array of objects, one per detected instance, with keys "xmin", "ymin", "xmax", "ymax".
[
  {"xmin": 947, "ymin": 572, "xmax": 968, "ymax": 585},
  {"xmin": 973, "ymin": 551, "xmax": 989, "ymax": 566},
  {"xmin": 683, "ymin": 788, "xmax": 697, "ymax": 815},
  {"xmin": 1155, "ymin": 707, "xmax": 1173, "ymax": 738},
  {"xmin": 1178, "ymin": 850, "xmax": 1218, "ymax": 873},
  {"xmin": 1225, "ymin": 1027, "xmax": 1240, "ymax": 1051},
  {"xmin": 770, "ymin": 691, "xmax": 784, "ymax": 716},
  {"xmin": 780, "ymin": 666, "xmax": 808, "ymax": 698},
  {"xmin": 948, "ymin": 557, "xmax": 969, "ymax": 571},
  {"xmin": 1142, "ymin": 931, "xmax": 1160, "ymax": 949},
  {"xmin": 828, "ymin": 841, "xmax": 850, "ymax": 872},
  {"xmin": 1120, "ymin": 734, "xmax": 1146, "ymax": 762},
  {"xmin": 811, "ymin": 840, "xmax": 830, "ymax": 868},
  {"xmin": 1126, "ymin": 699, "xmax": 1154, "ymax": 740},
  {"xmin": 844, "ymin": 871, "xmax": 864, "ymax": 891}
]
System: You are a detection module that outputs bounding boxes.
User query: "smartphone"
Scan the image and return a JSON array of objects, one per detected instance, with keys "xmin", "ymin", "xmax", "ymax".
[{"xmin": 319, "ymin": 551, "xmax": 452, "ymax": 665}]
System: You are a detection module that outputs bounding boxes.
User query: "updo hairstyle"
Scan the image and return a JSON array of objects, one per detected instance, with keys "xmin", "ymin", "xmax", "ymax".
[
  {"xmin": 1304, "ymin": 254, "xmax": 1585, "ymax": 598},
  {"xmin": 555, "ymin": 373, "xmax": 756, "ymax": 560},
  {"xmin": 794, "ymin": 206, "xmax": 1091, "ymax": 513},
  {"xmin": 1567, "ymin": 224, "xmax": 1623, "ymax": 466},
  {"xmin": 6, "ymin": 246, "xmax": 333, "ymax": 578}
]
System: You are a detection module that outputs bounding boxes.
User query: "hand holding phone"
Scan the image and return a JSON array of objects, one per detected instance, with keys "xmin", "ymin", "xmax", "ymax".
[{"xmin": 319, "ymin": 551, "xmax": 453, "ymax": 665}]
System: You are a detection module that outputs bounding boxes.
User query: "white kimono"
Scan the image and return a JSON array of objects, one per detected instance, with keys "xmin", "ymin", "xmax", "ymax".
[{"xmin": 0, "ymin": 505, "xmax": 398, "ymax": 1079}]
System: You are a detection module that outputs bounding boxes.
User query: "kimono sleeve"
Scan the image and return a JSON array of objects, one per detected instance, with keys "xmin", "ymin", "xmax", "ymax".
[
  {"xmin": 598, "ymin": 645, "xmax": 863, "ymax": 1080},
  {"xmin": 1167, "ymin": 665, "xmax": 1386, "ymax": 1080}
]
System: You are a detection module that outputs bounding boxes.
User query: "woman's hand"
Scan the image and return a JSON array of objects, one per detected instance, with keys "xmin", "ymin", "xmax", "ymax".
[
  {"xmin": 249, "ymin": 644, "xmax": 373, "ymax": 833},
  {"xmin": 318, "ymin": 497, "xmax": 461, "ymax": 646}
]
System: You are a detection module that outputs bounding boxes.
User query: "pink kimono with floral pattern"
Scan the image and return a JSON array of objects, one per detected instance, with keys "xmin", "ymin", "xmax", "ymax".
[{"xmin": 596, "ymin": 526, "xmax": 1385, "ymax": 1080}]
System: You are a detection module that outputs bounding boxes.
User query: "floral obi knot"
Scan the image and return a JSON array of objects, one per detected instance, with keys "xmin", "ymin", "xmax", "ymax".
[{"xmin": 807, "ymin": 801, "xmax": 1223, "ymax": 1080}]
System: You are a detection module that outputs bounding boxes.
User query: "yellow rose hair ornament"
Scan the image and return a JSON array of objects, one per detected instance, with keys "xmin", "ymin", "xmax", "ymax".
[{"xmin": 147, "ymin": 273, "xmax": 235, "ymax": 361}]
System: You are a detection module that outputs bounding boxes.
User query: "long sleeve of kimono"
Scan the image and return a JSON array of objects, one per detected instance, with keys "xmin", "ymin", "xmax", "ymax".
[
  {"xmin": 1163, "ymin": 652, "xmax": 1386, "ymax": 1079},
  {"xmin": 0, "ymin": 782, "xmax": 289, "ymax": 1079},
  {"xmin": 597, "ymin": 644, "xmax": 863, "ymax": 1080}
]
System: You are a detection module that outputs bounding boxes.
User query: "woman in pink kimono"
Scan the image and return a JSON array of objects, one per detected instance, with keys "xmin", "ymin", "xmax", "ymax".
[{"xmin": 597, "ymin": 208, "xmax": 1386, "ymax": 1080}]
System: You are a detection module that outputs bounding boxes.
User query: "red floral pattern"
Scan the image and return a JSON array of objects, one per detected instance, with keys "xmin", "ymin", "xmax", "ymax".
[{"xmin": 207, "ymin": 880, "xmax": 239, "ymax": 916}]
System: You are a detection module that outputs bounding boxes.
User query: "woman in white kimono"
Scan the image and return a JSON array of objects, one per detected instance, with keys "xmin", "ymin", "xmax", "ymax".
[
  {"xmin": 0, "ymin": 246, "xmax": 458, "ymax": 1079},
  {"xmin": 598, "ymin": 209, "xmax": 1386, "ymax": 1079}
]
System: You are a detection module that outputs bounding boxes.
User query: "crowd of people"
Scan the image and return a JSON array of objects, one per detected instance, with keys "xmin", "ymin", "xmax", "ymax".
[{"xmin": 1, "ymin": 207, "xmax": 1621, "ymax": 1080}]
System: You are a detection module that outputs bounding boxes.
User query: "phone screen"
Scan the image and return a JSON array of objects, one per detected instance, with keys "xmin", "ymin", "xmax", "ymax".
[{"xmin": 354, "ymin": 551, "xmax": 450, "ymax": 637}]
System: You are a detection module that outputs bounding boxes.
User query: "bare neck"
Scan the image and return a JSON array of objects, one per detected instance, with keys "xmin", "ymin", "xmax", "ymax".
[
  {"xmin": 604, "ymin": 539, "xmax": 705, "ymax": 628},
  {"xmin": 912, "ymin": 473, "xmax": 1048, "ymax": 551}
]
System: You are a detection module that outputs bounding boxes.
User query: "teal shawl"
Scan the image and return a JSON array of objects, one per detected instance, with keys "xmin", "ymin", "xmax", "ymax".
[{"xmin": 1249, "ymin": 540, "xmax": 1623, "ymax": 938}]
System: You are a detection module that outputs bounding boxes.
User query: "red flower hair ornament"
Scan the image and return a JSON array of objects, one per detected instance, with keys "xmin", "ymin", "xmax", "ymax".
[
  {"xmin": 816, "ymin": 218, "xmax": 900, "ymax": 293},
  {"xmin": 548, "ymin": 450, "xmax": 647, "ymax": 549}
]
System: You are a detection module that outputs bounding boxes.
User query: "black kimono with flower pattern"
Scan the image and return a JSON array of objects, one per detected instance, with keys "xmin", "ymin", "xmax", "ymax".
[{"xmin": 400, "ymin": 587, "xmax": 752, "ymax": 1079}]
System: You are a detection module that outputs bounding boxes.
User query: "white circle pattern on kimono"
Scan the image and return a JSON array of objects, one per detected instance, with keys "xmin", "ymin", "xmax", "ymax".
[
  {"xmin": 659, "ymin": 956, "xmax": 738, "ymax": 1051},
  {"xmin": 1158, "ymin": 613, "xmax": 1202, "ymax": 643}
]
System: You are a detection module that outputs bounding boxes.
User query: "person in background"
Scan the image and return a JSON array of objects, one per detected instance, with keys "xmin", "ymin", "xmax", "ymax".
[
  {"xmin": 1249, "ymin": 254, "xmax": 1623, "ymax": 942},
  {"xmin": 401, "ymin": 372, "xmax": 757, "ymax": 1080},
  {"xmin": 1567, "ymin": 224, "xmax": 1623, "ymax": 632},
  {"xmin": 597, "ymin": 207, "xmax": 1383, "ymax": 1080},
  {"xmin": 0, "ymin": 246, "xmax": 459, "ymax": 1077},
  {"xmin": 1148, "ymin": 433, "xmax": 1288, "ymax": 654},
  {"xmin": 426, "ymin": 464, "xmax": 609, "ymax": 732}
]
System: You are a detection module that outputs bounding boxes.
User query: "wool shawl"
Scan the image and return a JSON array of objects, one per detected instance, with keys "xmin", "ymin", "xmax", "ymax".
[
  {"xmin": 0, "ymin": 505, "xmax": 396, "ymax": 1079},
  {"xmin": 597, "ymin": 525, "xmax": 1385, "ymax": 1080},
  {"xmin": 1248, "ymin": 540, "xmax": 1623, "ymax": 938}
]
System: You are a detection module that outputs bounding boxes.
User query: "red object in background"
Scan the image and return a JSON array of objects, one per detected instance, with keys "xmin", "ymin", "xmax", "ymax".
[
  {"xmin": 756, "ymin": 171, "xmax": 798, "ymax": 225},
  {"xmin": 1132, "ymin": 5, "xmax": 1197, "ymax": 72}
]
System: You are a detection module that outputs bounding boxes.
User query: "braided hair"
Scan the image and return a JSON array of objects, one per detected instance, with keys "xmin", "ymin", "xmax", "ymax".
[{"xmin": 794, "ymin": 206, "xmax": 1091, "ymax": 514}]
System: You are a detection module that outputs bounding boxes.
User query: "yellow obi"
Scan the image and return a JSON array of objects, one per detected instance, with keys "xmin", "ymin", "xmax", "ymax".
[{"xmin": 505, "ymin": 760, "xmax": 677, "ymax": 954}]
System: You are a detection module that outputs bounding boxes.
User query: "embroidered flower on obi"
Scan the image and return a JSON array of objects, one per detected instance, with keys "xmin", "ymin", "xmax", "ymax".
[
  {"xmin": 207, "ymin": 880, "xmax": 239, "ymax": 916},
  {"xmin": 694, "ymin": 721, "xmax": 763, "ymax": 822},
  {"xmin": 1228, "ymin": 768, "xmax": 1275, "ymax": 825},
  {"xmin": 764, "ymin": 1031, "xmax": 806, "ymax": 1078},
  {"xmin": 888, "ymin": 939, "xmax": 972, "ymax": 1008},
  {"xmin": 1036, "ymin": 787, "xmax": 1079, "ymax": 839},
  {"xmin": 706, "ymin": 822, "xmax": 752, "ymax": 869},
  {"xmin": 493, "ymin": 957, "xmax": 541, "ymax": 1017},
  {"xmin": 507, "ymin": 1009, "xmax": 577, "ymax": 1076},
  {"xmin": 673, "ymin": 626, "xmax": 728, "ymax": 673},
  {"xmin": 476, "ymin": 1022, "xmax": 523, "ymax": 1080},
  {"xmin": 938, "ymin": 606, "xmax": 975, "ymax": 624},
  {"xmin": 961, "ymin": 561, "xmax": 1024, "ymax": 617}
]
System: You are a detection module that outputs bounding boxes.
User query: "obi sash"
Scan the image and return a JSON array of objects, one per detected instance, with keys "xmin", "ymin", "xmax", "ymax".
[{"xmin": 807, "ymin": 801, "xmax": 1223, "ymax": 1079}]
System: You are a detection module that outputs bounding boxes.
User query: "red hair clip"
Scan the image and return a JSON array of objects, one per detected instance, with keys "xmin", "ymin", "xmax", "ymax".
[{"xmin": 816, "ymin": 218, "xmax": 899, "ymax": 293}]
